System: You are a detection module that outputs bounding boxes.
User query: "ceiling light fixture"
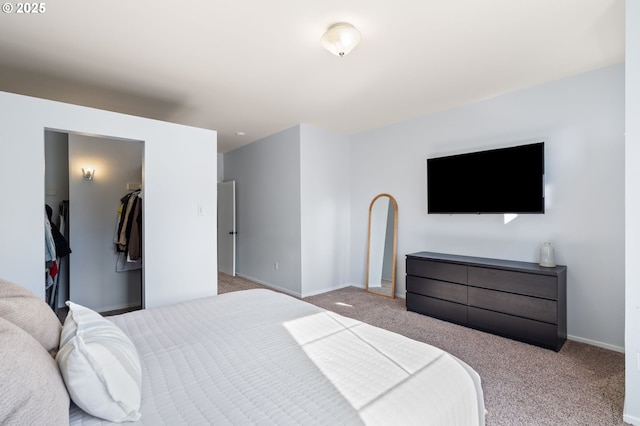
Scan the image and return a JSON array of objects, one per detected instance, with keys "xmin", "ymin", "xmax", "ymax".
[{"xmin": 321, "ymin": 22, "xmax": 361, "ymax": 57}]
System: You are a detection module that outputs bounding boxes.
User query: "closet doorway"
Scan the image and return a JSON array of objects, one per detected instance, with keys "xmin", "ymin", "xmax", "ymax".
[{"xmin": 45, "ymin": 130, "xmax": 144, "ymax": 314}]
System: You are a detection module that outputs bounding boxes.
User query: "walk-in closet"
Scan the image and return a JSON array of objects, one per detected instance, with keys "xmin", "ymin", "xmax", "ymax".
[{"xmin": 44, "ymin": 130, "xmax": 144, "ymax": 314}]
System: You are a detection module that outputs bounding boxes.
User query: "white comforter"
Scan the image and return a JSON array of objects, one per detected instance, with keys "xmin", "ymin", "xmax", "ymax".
[{"xmin": 70, "ymin": 289, "xmax": 484, "ymax": 425}]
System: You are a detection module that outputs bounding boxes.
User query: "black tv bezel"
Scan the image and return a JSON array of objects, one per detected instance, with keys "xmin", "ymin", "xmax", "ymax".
[{"xmin": 426, "ymin": 142, "xmax": 545, "ymax": 215}]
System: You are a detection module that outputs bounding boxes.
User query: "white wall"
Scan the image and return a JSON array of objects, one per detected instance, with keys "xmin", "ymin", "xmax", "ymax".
[
  {"xmin": 300, "ymin": 124, "xmax": 351, "ymax": 297},
  {"xmin": 0, "ymin": 91, "xmax": 217, "ymax": 308},
  {"xmin": 68, "ymin": 134, "xmax": 142, "ymax": 312},
  {"xmin": 223, "ymin": 126, "xmax": 302, "ymax": 295},
  {"xmin": 351, "ymin": 64, "xmax": 625, "ymax": 351},
  {"xmin": 625, "ymin": 0, "xmax": 640, "ymax": 423}
]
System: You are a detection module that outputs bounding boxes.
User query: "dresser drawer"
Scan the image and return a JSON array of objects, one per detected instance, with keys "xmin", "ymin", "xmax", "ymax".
[
  {"xmin": 406, "ymin": 252, "xmax": 566, "ymax": 351},
  {"xmin": 468, "ymin": 287, "xmax": 557, "ymax": 324},
  {"xmin": 468, "ymin": 266, "xmax": 557, "ymax": 299},
  {"xmin": 468, "ymin": 307, "xmax": 559, "ymax": 350},
  {"xmin": 406, "ymin": 259, "xmax": 467, "ymax": 284},
  {"xmin": 406, "ymin": 275, "xmax": 467, "ymax": 304},
  {"xmin": 406, "ymin": 293, "xmax": 467, "ymax": 325}
]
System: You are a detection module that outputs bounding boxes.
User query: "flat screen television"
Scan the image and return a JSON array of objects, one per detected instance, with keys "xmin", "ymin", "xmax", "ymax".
[{"xmin": 427, "ymin": 142, "xmax": 545, "ymax": 214}]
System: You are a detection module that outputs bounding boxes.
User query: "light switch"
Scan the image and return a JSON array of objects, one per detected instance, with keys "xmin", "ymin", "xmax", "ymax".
[{"xmin": 197, "ymin": 204, "xmax": 206, "ymax": 216}]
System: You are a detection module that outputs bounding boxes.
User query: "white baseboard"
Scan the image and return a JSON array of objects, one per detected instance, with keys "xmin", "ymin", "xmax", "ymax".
[
  {"xmin": 235, "ymin": 274, "xmax": 302, "ymax": 298},
  {"xmin": 567, "ymin": 334, "xmax": 624, "ymax": 353},
  {"xmin": 301, "ymin": 282, "xmax": 353, "ymax": 298},
  {"xmin": 623, "ymin": 413, "xmax": 640, "ymax": 425},
  {"xmin": 350, "ymin": 282, "xmax": 407, "ymax": 299},
  {"xmin": 235, "ymin": 275, "xmax": 365, "ymax": 299}
]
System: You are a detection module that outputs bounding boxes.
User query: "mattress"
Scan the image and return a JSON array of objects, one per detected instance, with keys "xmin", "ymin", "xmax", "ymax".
[{"xmin": 69, "ymin": 289, "xmax": 485, "ymax": 425}]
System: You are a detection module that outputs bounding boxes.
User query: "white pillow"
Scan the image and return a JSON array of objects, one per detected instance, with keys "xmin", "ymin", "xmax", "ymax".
[{"xmin": 56, "ymin": 301, "xmax": 142, "ymax": 422}]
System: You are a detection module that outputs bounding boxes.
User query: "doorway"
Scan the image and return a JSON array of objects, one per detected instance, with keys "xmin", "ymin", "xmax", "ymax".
[
  {"xmin": 44, "ymin": 130, "xmax": 144, "ymax": 314},
  {"xmin": 217, "ymin": 180, "xmax": 236, "ymax": 276}
]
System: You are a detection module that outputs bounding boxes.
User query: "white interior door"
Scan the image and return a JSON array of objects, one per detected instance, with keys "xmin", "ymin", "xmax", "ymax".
[{"xmin": 217, "ymin": 181, "xmax": 236, "ymax": 276}]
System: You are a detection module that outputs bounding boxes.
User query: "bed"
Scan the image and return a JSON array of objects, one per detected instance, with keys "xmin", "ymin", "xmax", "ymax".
[{"xmin": 1, "ymin": 279, "xmax": 485, "ymax": 425}]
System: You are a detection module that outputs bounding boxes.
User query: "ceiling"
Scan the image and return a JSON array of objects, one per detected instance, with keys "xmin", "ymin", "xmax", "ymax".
[{"xmin": 0, "ymin": 0, "xmax": 624, "ymax": 153}]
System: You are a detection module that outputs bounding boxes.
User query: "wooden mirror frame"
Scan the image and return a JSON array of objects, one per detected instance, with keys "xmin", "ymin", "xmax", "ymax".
[{"xmin": 365, "ymin": 193, "xmax": 398, "ymax": 298}]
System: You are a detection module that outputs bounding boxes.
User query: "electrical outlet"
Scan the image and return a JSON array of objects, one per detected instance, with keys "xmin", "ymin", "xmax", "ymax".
[{"xmin": 197, "ymin": 204, "xmax": 206, "ymax": 216}]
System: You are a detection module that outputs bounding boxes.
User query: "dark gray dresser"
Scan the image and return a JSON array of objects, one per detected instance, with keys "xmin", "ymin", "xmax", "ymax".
[{"xmin": 406, "ymin": 251, "xmax": 567, "ymax": 351}]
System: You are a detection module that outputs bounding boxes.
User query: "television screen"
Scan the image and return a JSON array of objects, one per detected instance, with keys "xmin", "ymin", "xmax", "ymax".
[{"xmin": 427, "ymin": 142, "xmax": 545, "ymax": 214}]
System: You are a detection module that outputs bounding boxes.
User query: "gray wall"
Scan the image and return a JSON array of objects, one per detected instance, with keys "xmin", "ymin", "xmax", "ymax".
[
  {"xmin": 224, "ymin": 124, "xmax": 352, "ymax": 298},
  {"xmin": 351, "ymin": 64, "xmax": 625, "ymax": 351},
  {"xmin": 300, "ymin": 124, "xmax": 351, "ymax": 297},
  {"xmin": 625, "ymin": 0, "xmax": 640, "ymax": 423},
  {"xmin": 224, "ymin": 126, "xmax": 302, "ymax": 295},
  {"xmin": 217, "ymin": 153, "xmax": 224, "ymax": 182},
  {"xmin": 68, "ymin": 134, "xmax": 142, "ymax": 312}
]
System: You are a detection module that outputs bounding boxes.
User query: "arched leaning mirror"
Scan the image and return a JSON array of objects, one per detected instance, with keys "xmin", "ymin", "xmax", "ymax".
[{"xmin": 366, "ymin": 194, "xmax": 398, "ymax": 298}]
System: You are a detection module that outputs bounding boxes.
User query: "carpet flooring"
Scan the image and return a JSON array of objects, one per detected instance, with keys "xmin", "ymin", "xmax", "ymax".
[{"xmin": 218, "ymin": 273, "xmax": 627, "ymax": 426}]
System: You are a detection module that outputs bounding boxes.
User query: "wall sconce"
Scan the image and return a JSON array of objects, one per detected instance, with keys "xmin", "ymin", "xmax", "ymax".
[
  {"xmin": 82, "ymin": 168, "xmax": 95, "ymax": 181},
  {"xmin": 321, "ymin": 22, "xmax": 361, "ymax": 57}
]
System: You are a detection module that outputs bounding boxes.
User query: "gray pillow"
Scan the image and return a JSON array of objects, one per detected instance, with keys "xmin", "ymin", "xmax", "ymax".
[
  {"xmin": 0, "ymin": 317, "xmax": 70, "ymax": 425},
  {"xmin": 0, "ymin": 278, "xmax": 61, "ymax": 354}
]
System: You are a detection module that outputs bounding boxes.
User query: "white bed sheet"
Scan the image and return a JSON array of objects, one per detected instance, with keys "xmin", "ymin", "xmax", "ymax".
[{"xmin": 69, "ymin": 289, "xmax": 484, "ymax": 425}]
